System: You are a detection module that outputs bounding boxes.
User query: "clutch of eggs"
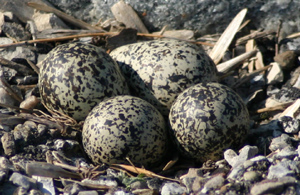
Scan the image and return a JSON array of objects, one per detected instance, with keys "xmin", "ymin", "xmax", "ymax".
[
  {"xmin": 82, "ymin": 95, "xmax": 169, "ymax": 168},
  {"xmin": 169, "ymin": 82, "xmax": 250, "ymax": 162},
  {"xmin": 38, "ymin": 42, "xmax": 130, "ymax": 121},
  {"xmin": 110, "ymin": 40, "xmax": 218, "ymax": 116}
]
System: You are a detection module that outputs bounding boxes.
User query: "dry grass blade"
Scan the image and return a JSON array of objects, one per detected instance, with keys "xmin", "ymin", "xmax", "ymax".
[
  {"xmin": 111, "ymin": 1, "xmax": 149, "ymax": 33},
  {"xmin": 217, "ymin": 50, "xmax": 257, "ymax": 73},
  {"xmin": 111, "ymin": 164, "xmax": 180, "ymax": 182},
  {"xmin": 209, "ymin": 8, "xmax": 247, "ymax": 64},
  {"xmin": 236, "ymin": 30, "xmax": 276, "ymax": 46},
  {"xmin": 61, "ymin": 178, "xmax": 112, "ymax": 190},
  {"xmin": 287, "ymin": 32, "xmax": 300, "ymax": 39},
  {"xmin": 255, "ymin": 102, "xmax": 293, "ymax": 114},
  {"xmin": 27, "ymin": 2, "xmax": 104, "ymax": 31},
  {"xmin": 0, "ymin": 32, "xmax": 212, "ymax": 48}
]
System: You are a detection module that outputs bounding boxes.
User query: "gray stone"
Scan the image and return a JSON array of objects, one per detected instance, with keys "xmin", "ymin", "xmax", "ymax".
[
  {"xmin": 1, "ymin": 132, "xmax": 15, "ymax": 156},
  {"xmin": 224, "ymin": 145, "xmax": 258, "ymax": 167},
  {"xmin": 44, "ymin": 0, "xmax": 300, "ymax": 38},
  {"xmin": 63, "ymin": 183, "xmax": 84, "ymax": 195},
  {"xmin": 227, "ymin": 164, "xmax": 246, "ymax": 181},
  {"xmin": 275, "ymin": 146, "xmax": 298, "ymax": 159},
  {"xmin": 279, "ymin": 116, "xmax": 300, "ymax": 134},
  {"xmin": 81, "ymin": 176, "xmax": 118, "ymax": 187},
  {"xmin": 267, "ymin": 160, "xmax": 298, "ymax": 179},
  {"xmin": 250, "ymin": 155, "xmax": 268, "ymax": 162},
  {"xmin": 37, "ymin": 124, "xmax": 47, "ymax": 136},
  {"xmin": 269, "ymin": 133, "xmax": 292, "ymax": 152},
  {"xmin": 250, "ymin": 176, "xmax": 298, "ymax": 195},
  {"xmin": 243, "ymin": 160, "xmax": 254, "ymax": 169},
  {"xmin": 105, "ymin": 187, "xmax": 135, "ymax": 195},
  {"xmin": 243, "ymin": 171, "xmax": 261, "ymax": 182},
  {"xmin": 130, "ymin": 180, "xmax": 148, "ymax": 190},
  {"xmin": 160, "ymin": 182, "xmax": 186, "ymax": 195},
  {"xmin": 78, "ymin": 191, "xmax": 98, "ymax": 195},
  {"xmin": 9, "ymin": 172, "xmax": 33, "ymax": 190},
  {"xmin": 0, "ymin": 87, "xmax": 19, "ymax": 108},
  {"xmin": 201, "ymin": 174, "xmax": 225, "ymax": 193},
  {"xmin": 0, "ymin": 46, "xmax": 36, "ymax": 62},
  {"xmin": 146, "ymin": 178, "xmax": 162, "ymax": 190},
  {"xmin": 32, "ymin": 12, "xmax": 68, "ymax": 32}
]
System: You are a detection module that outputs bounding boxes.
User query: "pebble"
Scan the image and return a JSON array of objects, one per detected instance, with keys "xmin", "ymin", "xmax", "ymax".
[
  {"xmin": 81, "ymin": 176, "xmax": 119, "ymax": 187},
  {"xmin": 1, "ymin": 132, "xmax": 15, "ymax": 156},
  {"xmin": 279, "ymin": 116, "xmax": 300, "ymax": 133},
  {"xmin": 224, "ymin": 145, "xmax": 258, "ymax": 167},
  {"xmin": 243, "ymin": 171, "xmax": 261, "ymax": 182},
  {"xmin": 201, "ymin": 174, "xmax": 225, "ymax": 193},
  {"xmin": 269, "ymin": 133, "xmax": 292, "ymax": 152},
  {"xmin": 9, "ymin": 172, "xmax": 35, "ymax": 190},
  {"xmin": 250, "ymin": 176, "xmax": 298, "ymax": 195},
  {"xmin": 160, "ymin": 182, "xmax": 186, "ymax": 195},
  {"xmin": 267, "ymin": 160, "xmax": 296, "ymax": 179}
]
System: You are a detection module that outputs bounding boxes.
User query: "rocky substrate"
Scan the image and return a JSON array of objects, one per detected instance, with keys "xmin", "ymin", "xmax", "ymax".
[{"xmin": 2, "ymin": 1, "xmax": 300, "ymax": 195}]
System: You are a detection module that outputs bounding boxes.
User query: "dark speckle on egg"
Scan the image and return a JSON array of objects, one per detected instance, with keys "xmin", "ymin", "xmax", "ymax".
[
  {"xmin": 169, "ymin": 82, "xmax": 250, "ymax": 162},
  {"xmin": 38, "ymin": 42, "xmax": 130, "ymax": 121},
  {"xmin": 82, "ymin": 95, "xmax": 169, "ymax": 168}
]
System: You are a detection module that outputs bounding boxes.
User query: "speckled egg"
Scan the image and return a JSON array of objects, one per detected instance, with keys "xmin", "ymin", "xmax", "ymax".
[
  {"xmin": 82, "ymin": 95, "xmax": 169, "ymax": 168},
  {"xmin": 110, "ymin": 40, "xmax": 218, "ymax": 116},
  {"xmin": 169, "ymin": 82, "xmax": 249, "ymax": 162},
  {"xmin": 39, "ymin": 42, "xmax": 130, "ymax": 121}
]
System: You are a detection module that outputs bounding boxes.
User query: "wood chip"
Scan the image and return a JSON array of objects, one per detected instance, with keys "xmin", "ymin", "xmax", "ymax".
[
  {"xmin": 26, "ymin": 161, "xmax": 82, "ymax": 179},
  {"xmin": 111, "ymin": 1, "xmax": 149, "ymax": 33},
  {"xmin": 209, "ymin": 8, "xmax": 247, "ymax": 64},
  {"xmin": 280, "ymin": 99, "xmax": 300, "ymax": 118},
  {"xmin": 152, "ymin": 29, "xmax": 195, "ymax": 40},
  {"xmin": 217, "ymin": 50, "xmax": 257, "ymax": 73}
]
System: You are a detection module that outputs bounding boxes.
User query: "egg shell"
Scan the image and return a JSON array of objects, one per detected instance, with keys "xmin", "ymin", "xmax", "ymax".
[
  {"xmin": 39, "ymin": 42, "xmax": 130, "ymax": 121},
  {"xmin": 169, "ymin": 82, "xmax": 250, "ymax": 162},
  {"xmin": 82, "ymin": 95, "xmax": 169, "ymax": 168},
  {"xmin": 110, "ymin": 40, "xmax": 218, "ymax": 116}
]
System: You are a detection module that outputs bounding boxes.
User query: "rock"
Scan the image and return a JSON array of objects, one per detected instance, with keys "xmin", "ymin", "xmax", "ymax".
[
  {"xmin": 224, "ymin": 145, "xmax": 258, "ymax": 167},
  {"xmin": 9, "ymin": 172, "xmax": 36, "ymax": 190},
  {"xmin": 63, "ymin": 183, "xmax": 85, "ymax": 195},
  {"xmin": 279, "ymin": 116, "xmax": 300, "ymax": 134},
  {"xmin": 78, "ymin": 191, "xmax": 99, "ymax": 195},
  {"xmin": 130, "ymin": 180, "xmax": 148, "ymax": 190},
  {"xmin": 1, "ymin": 22, "xmax": 31, "ymax": 41},
  {"xmin": 32, "ymin": 175, "xmax": 55, "ymax": 195},
  {"xmin": 160, "ymin": 182, "xmax": 186, "ymax": 195},
  {"xmin": 267, "ymin": 160, "xmax": 298, "ymax": 179},
  {"xmin": 227, "ymin": 164, "xmax": 246, "ymax": 181},
  {"xmin": 250, "ymin": 176, "xmax": 299, "ymax": 195},
  {"xmin": 32, "ymin": 12, "xmax": 68, "ymax": 32},
  {"xmin": 0, "ymin": 46, "xmax": 36, "ymax": 62},
  {"xmin": 274, "ymin": 146, "xmax": 298, "ymax": 159},
  {"xmin": 81, "ymin": 176, "xmax": 118, "ymax": 187},
  {"xmin": 106, "ymin": 187, "xmax": 135, "ymax": 195},
  {"xmin": 1, "ymin": 132, "xmax": 15, "ymax": 156},
  {"xmin": 243, "ymin": 171, "xmax": 261, "ymax": 182},
  {"xmin": 201, "ymin": 174, "xmax": 225, "ymax": 193},
  {"xmin": 45, "ymin": 0, "xmax": 300, "ymax": 37},
  {"xmin": 269, "ymin": 133, "xmax": 292, "ymax": 152}
]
